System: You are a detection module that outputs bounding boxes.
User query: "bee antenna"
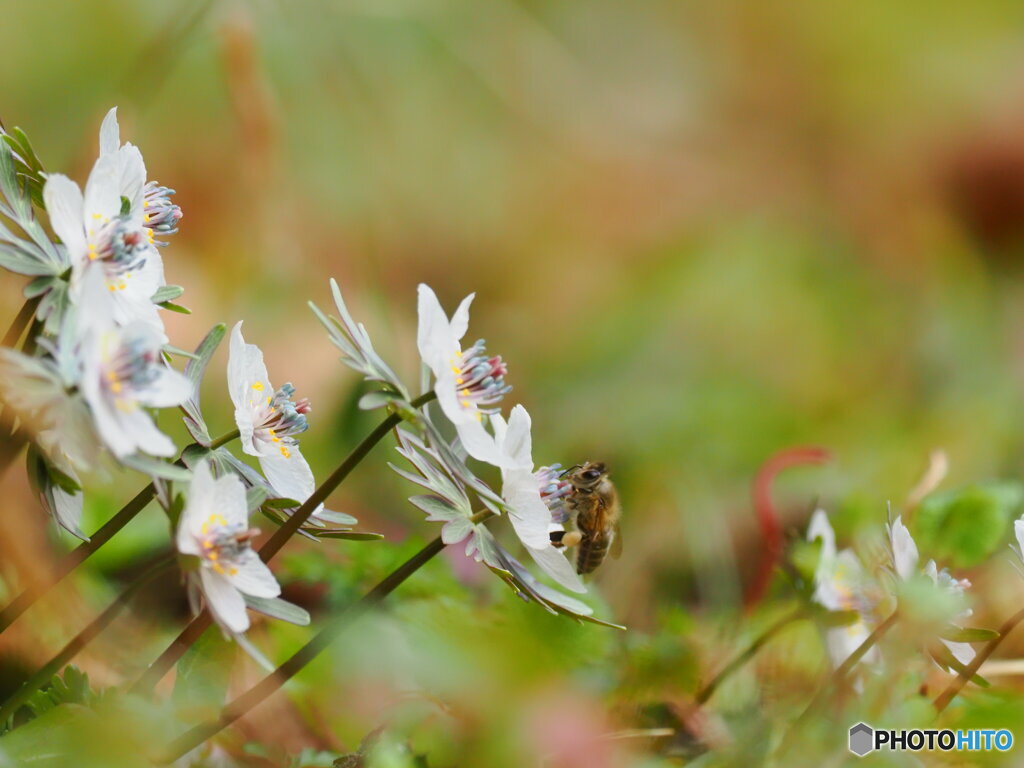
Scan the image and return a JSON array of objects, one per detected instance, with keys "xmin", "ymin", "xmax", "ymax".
[{"xmin": 560, "ymin": 464, "xmax": 582, "ymax": 477}]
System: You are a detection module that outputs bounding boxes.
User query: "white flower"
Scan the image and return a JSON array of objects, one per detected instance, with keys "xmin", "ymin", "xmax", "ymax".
[
  {"xmin": 492, "ymin": 405, "xmax": 585, "ymax": 593},
  {"xmin": 43, "ymin": 107, "xmax": 167, "ymax": 335},
  {"xmin": 807, "ymin": 509, "xmax": 877, "ymax": 669},
  {"xmin": 176, "ymin": 460, "xmax": 280, "ymax": 634},
  {"xmin": 76, "ymin": 269, "xmax": 190, "ymax": 458},
  {"xmin": 416, "ymin": 284, "xmax": 513, "ymax": 467},
  {"xmin": 889, "ymin": 515, "xmax": 976, "ymax": 666},
  {"xmin": 228, "ymin": 322, "xmax": 320, "ymax": 516},
  {"xmin": 99, "ymin": 107, "xmax": 182, "ymax": 245}
]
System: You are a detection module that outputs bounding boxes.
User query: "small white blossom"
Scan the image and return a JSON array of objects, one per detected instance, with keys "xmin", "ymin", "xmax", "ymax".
[
  {"xmin": 889, "ymin": 515, "xmax": 976, "ymax": 666},
  {"xmin": 492, "ymin": 405, "xmax": 585, "ymax": 593},
  {"xmin": 43, "ymin": 107, "xmax": 168, "ymax": 335},
  {"xmin": 228, "ymin": 322, "xmax": 320, "ymax": 516},
  {"xmin": 76, "ymin": 269, "xmax": 190, "ymax": 458},
  {"xmin": 99, "ymin": 108, "xmax": 182, "ymax": 245},
  {"xmin": 416, "ymin": 284, "xmax": 512, "ymax": 467},
  {"xmin": 176, "ymin": 460, "xmax": 280, "ymax": 634},
  {"xmin": 807, "ymin": 509, "xmax": 878, "ymax": 669}
]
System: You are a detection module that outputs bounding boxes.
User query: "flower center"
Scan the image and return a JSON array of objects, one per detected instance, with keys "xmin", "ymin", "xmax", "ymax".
[
  {"xmin": 87, "ymin": 213, "xmax": 154, "ymax": 289},
  {"xmin": 142, "ymin": 181, "xmax": 183, "ymax": 245},
  {"xmin": 449, "ymin": 339, "xmax": 511, "ymax": 418},
  {"xmin": 535, "ymin": 464, "xmax": 573, "ymax": 523},
  {"xmin": 101, "ymin": 334, "xmax": 161, "ymax": 404},
  {"xmin": 250, "ymin": 382, "xmax": 311, "ymax": 458},
  {"xmin": 198, "ymin": 512, "xmax": 260, "ymax": 576}
]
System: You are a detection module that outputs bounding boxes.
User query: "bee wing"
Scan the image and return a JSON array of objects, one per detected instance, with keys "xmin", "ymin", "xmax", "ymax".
[{"xmin": 610, "ymin": 522, "xmax": 623, "ymax": 560}]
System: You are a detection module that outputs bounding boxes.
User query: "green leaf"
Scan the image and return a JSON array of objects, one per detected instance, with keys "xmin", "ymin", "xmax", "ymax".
[
  {"xmin": 915, "ymin": 482, "xmax": 1024, "ymax": 568},
  {"xmin": 264, "ymin": 496, "xmax": 303, "ymax": 509},
  {"xmin": 940, "ymin": 626, "xmax": 1000, "ymax": 643},
  {"xmin": 119, "ymin": 454, "xmax": 191, "ymax": 482},
  {"xmin": 930, "ymin": 644, "xmax": 990, "ymax": 687},
  {"xmin": 180, "ymin": 323, "xmax": 226, "ymax": 445},
  {"xmin": 151, "ymin": 284, "xmax": 185, "ymax": 304},
  {"xmin": 162, "ymin": 344, "xmax": 198, "ymax": 360},
  {"xmin": 314, "ymin": 508, "xmax": 358, "ymax": 526},
  {"xmin": 159, "ymin": 300, "xmax": 191, "ymax": 314},
  {"xmin": 243, "ymin": 595, "xmax": 311, "ymax": 625},
  {"xmin": 309, "ymin": 530, "xmax": 385, "ymax": 541}
]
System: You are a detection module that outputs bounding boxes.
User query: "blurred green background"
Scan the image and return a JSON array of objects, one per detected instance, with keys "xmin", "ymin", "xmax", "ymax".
[{"xmin": 5, "ymin": 0, "xmax": 1024, "ymax": 765}]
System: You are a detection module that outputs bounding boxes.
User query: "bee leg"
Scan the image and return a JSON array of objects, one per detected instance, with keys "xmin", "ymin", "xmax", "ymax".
[
  {"xmin": 549, "ymin": 530, "xmax": 566, "ymax": 548},
  {"xmin": 561, "ymin": 531, "xmax": 583, "ymax": 548}
]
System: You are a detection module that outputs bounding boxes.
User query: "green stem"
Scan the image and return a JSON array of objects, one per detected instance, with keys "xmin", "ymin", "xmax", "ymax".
[
  {"xmin": 933, "ymin": 607, "xmax": 1024, "ymax": 713},
  {"xmin": 0, "ymin": 430, "xmax": 240, "ymax": 635},
  {"xmin": 0, "ymin": 555, "xmax": 174, "ymax": 724},
  {"xmin": 695, "ymin": 608, "xmax": 806, "ymax": 705},
  {"xmin": 157, "ymin": 509, "xmax": 493, "ymax": 764},
  {"xmin": 131, "ymin": 392, "xmax": 437, "ymax": 695},
  {"xmin": 777, "ymin": 611, "xmax": 898, "ymax": 755}
]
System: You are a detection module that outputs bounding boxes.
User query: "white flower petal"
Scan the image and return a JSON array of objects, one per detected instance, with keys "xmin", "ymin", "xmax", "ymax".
[
  {"xmin": 259, "ymin": 447, "xmax": 316, "ymax": 507},
  {"xmin": 527, "ymin": 544, "xmax": 586, "ymax": 594},
  {"xmin": 825, "ymin": 622, "xmax": 876, "ymax": 670},
  {"xmin": 503, "ymin": 467, "xmax": 552, "ymax": 550},
  {"xmin": 82, "ymin": 153, "xmax": 122, "ymax": 223},
  {"xmin": 890, "ymin": 515, "xmax": 919, "ymax": 581},
  {"xmin": 227, "ymin": 550, "xmax": 281, "ymax": 598},
  {"xmin": 122, "ymin": 407, "xmax": 176, "ymax": 457},
  {"xmin": 1015, "ymin": 519, "xmax": 1024, "ymax": 559},
  {"xmin": 807, "ymin": 508, "xmax": 836, "ymax": 561},
  {"xmin": 227, "ymin": 322, "xmax": 272, "ymax": 456},
  {"xmin": 499, "ymin": 405, "xmax": 534, "ymax": 470},
  {"xmin": 99, "ymin": 107, "xmax": 120, "ymax": 156},
  {"xmin": 52, "ymin": 486, "xmax": 85, "ymax": 539},
  {"xmin": 199, "ymin": 568, "xmax": 249, "ymax": 633},
  {"xmin": 452, "ymin": 414, "xmax": 502, "ymax": 467},
  {"xmin": 43, "ymin": 174, "xmax": 86, "ymax": 258},
  {"xmin": 135, "ymin": 366, "xmax": 191, "ymax": 408},
  {"xmin": 416, "ymin": 284, "xmax": 457, "ymax": 372},
  {"xmin": 449, "ymin": 292, "xmax": 475, "ymax": 343},
  {"xmin": 117, "ymin": 144, "xmax": 146, "ymax": 213},
  {"xmin": 212, "ymin": 470, "xmax": 249, "ymax": 530}
]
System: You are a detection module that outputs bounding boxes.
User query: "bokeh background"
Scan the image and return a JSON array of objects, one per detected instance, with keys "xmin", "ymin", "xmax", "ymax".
[{"xmin": 5, "ymin": 0, "xmax": 1024, "ymax": 765}]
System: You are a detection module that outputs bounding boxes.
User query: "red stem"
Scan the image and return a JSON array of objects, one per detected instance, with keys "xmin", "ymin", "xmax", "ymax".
[{"xmin": 743, "ymin": 445, "xmax": 831, "ymax": 610}]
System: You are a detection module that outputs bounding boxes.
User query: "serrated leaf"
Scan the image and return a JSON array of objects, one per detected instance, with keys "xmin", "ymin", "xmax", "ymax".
[
  {"xmin": 243, "ymin": 595, "xmax": 311, "ymax": 626},
  {"xmin": 409, "ymin": 494, "xmax": 461, "ymax": 521}
]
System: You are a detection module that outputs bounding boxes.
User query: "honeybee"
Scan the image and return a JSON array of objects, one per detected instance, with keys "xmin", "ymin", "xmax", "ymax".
[{"xmin": 555, "ymin": 461, "xmax": 622, "ymax": 575}]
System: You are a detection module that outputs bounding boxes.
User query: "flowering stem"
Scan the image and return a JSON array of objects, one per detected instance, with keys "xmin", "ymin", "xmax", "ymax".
[
  {"xmin": 694, "ymin": 607, "xmax": 807, "ymax": 705},
  {"xmin": 0, "ymin": 429, "xmax": 240, "ymax": 635},
  {"xmin": 131, "ymin": 391, "xmax": 438, "ymax": 695},
  {"xmin": 0, "ymin": 555, "xmax": 175, "ymax": 724},
  {"xmin": 933, "ymin": 606, "xmax": 1024, "ymax": 713},
  {"xmin": 157, "ymin": 508, "xmax": 493, "ymax": 764}
]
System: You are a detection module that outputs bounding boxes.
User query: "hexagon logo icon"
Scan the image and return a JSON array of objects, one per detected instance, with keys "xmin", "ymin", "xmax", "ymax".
[{"xmin": 849, "ymin": 722, "xmax": 874, "ymax": 757}]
